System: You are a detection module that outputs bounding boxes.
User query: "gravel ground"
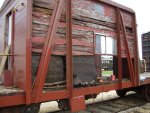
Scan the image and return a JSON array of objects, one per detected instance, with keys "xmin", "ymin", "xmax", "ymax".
[
  {"xmin": 40, "ymin": 91, "xmax": 148, "ymax": 113},
  {"xmin": 40, "ymin": 90, "xmax": 120, "ymax": 113},
  {"xmin": 119, "ymin": 103, "xmax": 150, "ymax": 113}
]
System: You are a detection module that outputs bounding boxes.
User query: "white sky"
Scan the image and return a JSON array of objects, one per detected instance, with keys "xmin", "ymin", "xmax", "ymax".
[
  {"xmin": 0, "ymin": 0, "xmax": 4, "ymax": 10},
  {"xmin": 0, "ymin": 0, "xmax": 149, "ymax": 58}
]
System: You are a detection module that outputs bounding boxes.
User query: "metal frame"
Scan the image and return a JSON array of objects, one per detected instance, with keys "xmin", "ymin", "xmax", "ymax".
[
  {"xmin": 66, "ymin": 0, "xmax": 73, "ymax": 101},
  {"xmin": 116, "ymin": 8, "xmax": 123, "ymax": 89},
  {"xmin": 133, "ymin": 13, "xmax": 140, "ymax": 86},
  {"xmin": 94, "ymin": 33, "xmax": 118, "ymax": 56},
  {"xmin": 32, "ymin": 0, "xmax": 65, "ymax": 102},
  {"xmin": 66, "ymin": 0, "xmax": 73, "ymax": 97},
  {"xmin": 0, "ymin": 0, "xmax": 144, "ymax": 112},
  {"xmin": 26, "ymin": 0, "xmax": 32, "ymax": 105},
  {"xmin": 119, "ymin": 11, "xmax": 136, "ymax": 86}
]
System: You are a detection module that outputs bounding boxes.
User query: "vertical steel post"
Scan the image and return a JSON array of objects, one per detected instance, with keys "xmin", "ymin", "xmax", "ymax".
[
  {"xmin": 26, "ymin": 0, "xmax": 32, "ymax": 104},
  {"xmin": 119, "ymin": 12, "xmax": 136, "ymax": 86},
  {"xmin": 66, "ymin": 0, "xmax": 73, "ymax": 97},
  {"xmin": 11, "ymin": 10, "xmax": 15, "ymax": 66},
  {"xmin": 133, "ymin": 13, "xmax": 140, "ymax": 86},
  {"xmin": 116, "ymin": 8, "xmax": 122, "ymax": 88},
  {"xmin": 66, "ymin": 0, "xmax": 86, "ymax": 112}
]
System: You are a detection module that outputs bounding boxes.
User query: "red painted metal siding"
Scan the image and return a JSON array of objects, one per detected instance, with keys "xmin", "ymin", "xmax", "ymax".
[
  {"xmin": 13, "ymin": 0, "xmax": 28, "ymax": 90},
  {"xmin": 0, "ymin": 17, "xmax": 5, "ymax": 52},
  {"xmin": 0, "ymin": 0, "xmax": 140, "ymax": 109}
]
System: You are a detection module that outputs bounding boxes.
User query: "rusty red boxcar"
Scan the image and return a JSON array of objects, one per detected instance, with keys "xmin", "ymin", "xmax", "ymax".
[{"xmin": 0, "ymin": 0, "xmax": 150, "ymax": 113}]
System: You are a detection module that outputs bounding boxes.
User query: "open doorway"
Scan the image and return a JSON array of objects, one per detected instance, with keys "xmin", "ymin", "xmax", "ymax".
[{"xmin": 95, "ymin": 34, "xmax": 117, "ymax": 82}]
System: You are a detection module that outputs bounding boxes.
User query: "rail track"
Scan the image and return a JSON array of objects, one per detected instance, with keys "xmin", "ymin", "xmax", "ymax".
[{"xmin": 40, "ymin": 91, "xmax": 150, "ymax": 113}]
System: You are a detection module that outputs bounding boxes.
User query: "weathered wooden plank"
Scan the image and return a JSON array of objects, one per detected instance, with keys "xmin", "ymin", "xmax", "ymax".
[
  {"xmin": 33, "ymin": 7, "xmax": 52, "ymax": 15},
  {"xmin": 44, "ymin": 80, "xmax": 66, "ymax": 87},
  {"xmin": 32, "ymin": 55, "xmax": 65, "ymax": 83},
  {"xmin": 32, "ymin": 49, "xmax": 94, "ymax": 56},
  {"xmin": 31, "ymin": 0, "xmax": 134, "ymax": 57},
  {"xmin": 72, "ymin": 16, "xmax": 116, "ymax": 29},
  {"xmin": 72, "ymin": 0, "xmax": 116, "ymax": 23},
  {"xmin": 0, "ymin": 86, "xmax": 24, "ymax": 95},
  {"xmin": 32, "ymin": 29, "xmax": 47, "ymax": 37},
  {"xmin": 33, "ymin": 0, "xmax": 55, "ymax": 4},
  {"xmin": 121, "ymin": 12, "xmax": 133, "ymax": 27},
  {"xmin": 33, "ymin": 1, "xmax": 54, "ymax": 10},
  {"xmin": 32, "ymin": 24, "xmax": 48, "ymax": 32},
  {"xmin": 73, "ymin": 8, "xmax": 114, "ymax": 23}
]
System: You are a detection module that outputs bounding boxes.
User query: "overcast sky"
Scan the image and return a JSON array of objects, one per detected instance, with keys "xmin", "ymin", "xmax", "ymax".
[
  {"xmin": 0, "ymin": 0, "xmax": 149, "ymax": 58},
  {"xmin": 0, "ymin": 0, "xmax": 4, "ymax": 9}
]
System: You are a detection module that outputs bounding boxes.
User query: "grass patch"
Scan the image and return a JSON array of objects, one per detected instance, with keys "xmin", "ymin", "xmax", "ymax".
[{"xmin": 102, "ymin": 71, "xmax": 113, "ymax": 76}]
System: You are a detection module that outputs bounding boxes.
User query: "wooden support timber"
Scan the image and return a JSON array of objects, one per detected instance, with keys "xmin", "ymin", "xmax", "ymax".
[{"xmin": 0, "ymin": 46, "xmax": 10, "ymax": 77}]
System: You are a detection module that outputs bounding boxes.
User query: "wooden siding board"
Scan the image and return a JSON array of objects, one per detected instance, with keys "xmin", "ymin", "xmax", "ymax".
[{"xmin": 32, "ymin": 0, "xmax": 121, "ymax": 56}]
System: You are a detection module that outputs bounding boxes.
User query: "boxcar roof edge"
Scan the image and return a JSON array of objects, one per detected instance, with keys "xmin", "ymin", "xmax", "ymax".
[
  {"xmin": 0, "ymin": 0, "xmax": 135, "ymax": 16},
  {"xmin": 98, "ymin": 0, "xmax": 134, "ymax": 13}
]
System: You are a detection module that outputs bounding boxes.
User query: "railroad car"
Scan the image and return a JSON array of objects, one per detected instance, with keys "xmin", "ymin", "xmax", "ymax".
[
  {"xmin": 142, "ymin": 32, "xmax": 150, "ymax": 71},
  {"xmin": 0, "ymin": 0, "xmax": 150, "ymax": 112}
]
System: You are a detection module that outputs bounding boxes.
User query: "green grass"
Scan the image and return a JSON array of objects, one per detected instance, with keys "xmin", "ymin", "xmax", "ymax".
[{"xmin": 102, "ymin": 71, "xmax": 113, "ymax": 76}]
